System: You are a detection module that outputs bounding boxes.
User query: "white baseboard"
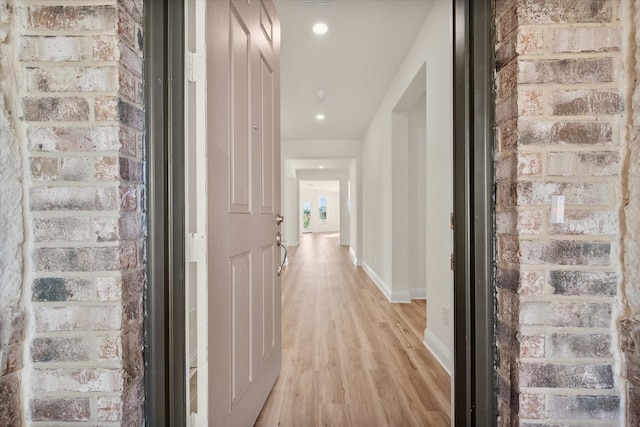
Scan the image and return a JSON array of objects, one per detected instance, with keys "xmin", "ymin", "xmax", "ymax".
[
  {"xmin": 349, "ymin": 247, "xmax": 361, "ymax": 266},
  {"xmin": 410, "ymin": 288, "xmax": 426, "ymax": 299},
  {"xmin": 362, "ymin": 263, "xmax": 410, "ymax": 303},
  {"xmin": 362, "ymin": 262, "xmax": 391, "ymax": 301},
  {"xmin": 423, "ymin": 329, "xmax": 452, "ymax": 375},
  {"xmin": 391, "ymin": 291, "xmax": 411, "ymax": 303}
]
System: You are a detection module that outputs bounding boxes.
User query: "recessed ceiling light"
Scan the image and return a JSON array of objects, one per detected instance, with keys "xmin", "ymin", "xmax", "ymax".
[
  {"xmin": 316, "ymin": 114, "xmax": 325, "ymax": 120},
  {"xmin": 319, "ymin": 166, "xmax": 324, "ymax": 169},
  {"xmin": 312, "ymin": 23, "xmax": 328, "ymax": 35}
]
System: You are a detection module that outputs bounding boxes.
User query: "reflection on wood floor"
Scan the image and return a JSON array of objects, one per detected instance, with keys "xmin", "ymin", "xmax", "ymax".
[{"xmin": 255, "ymin": 233, "xmax": 451, "ymax": 427}]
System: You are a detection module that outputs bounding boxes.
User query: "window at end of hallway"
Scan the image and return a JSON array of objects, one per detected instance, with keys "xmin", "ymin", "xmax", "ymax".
[
  {"xmin": 303, "ymin": 201, "xmax": 311, "ymax": 229},
  {"xmin": 319, "ymin": 197, "xmax": 327, "ymax": 223}
]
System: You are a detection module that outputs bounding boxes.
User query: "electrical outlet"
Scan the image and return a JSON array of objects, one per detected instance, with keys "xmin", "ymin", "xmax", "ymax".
[{"xmin": 442, "ymin": 306, "xmax": 449, "ymax": 326}]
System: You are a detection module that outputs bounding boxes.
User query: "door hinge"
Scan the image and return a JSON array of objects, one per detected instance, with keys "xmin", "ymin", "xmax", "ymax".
[
  {"xmin": 450, "ymin": 253, "xmax": 455, "ymax": 271},
  {"xmin": 187, "ymin": 232, "xmax": 206, "ymax": 263},
  {"xmin": 450, "ymin": 212, "xmax": 454, "ymax": 230},
  {"xmin": 187, "ymin": 51, "xmax": 205, "ymax": 83}
]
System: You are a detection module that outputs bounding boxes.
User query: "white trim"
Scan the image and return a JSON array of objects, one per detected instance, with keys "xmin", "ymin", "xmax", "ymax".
[
  {"xmin": 190, "ymin": 0, "xmax": 209, "ymax": 422},
  {"xmin": 410, "ymin": 288, "xmax": 426, "ymax": 299},
  {"xmin": 349, "ymin": 247, "xmax": 361, "ymax": 266},
  {"xmin": 423, "ymin": 328, "xmax": 452, "ymax": 375},
  {"xmin": 391, "ymin": 290, "xmax": 411, "ymax": 303},
  {"xmin": 362, "ymin": 262, "xmax": 391, "ymax": 301},
  {"xmin": 362, "ymin": 262, "xmax": 410, "ymax": 303}
]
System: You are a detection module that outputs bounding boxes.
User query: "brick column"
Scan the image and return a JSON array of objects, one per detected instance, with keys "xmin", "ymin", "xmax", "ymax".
[
  {"xmin": 495, "ymin": 0, "xmax": 624, "ymax": 425},
  {"xmin": 0, "ymin": 1, "xmax": 26, "ymax": 425},
  {"xmin": 495, "ymin": 0, "xmax": 521, "ymax": 425},
  {"xmin": 17, "ymin": 1, "xmax": 144, "ymax": 424},
  {"xmin": 619, "ymin": 0, "xmax": 640, "ymax": 424}
]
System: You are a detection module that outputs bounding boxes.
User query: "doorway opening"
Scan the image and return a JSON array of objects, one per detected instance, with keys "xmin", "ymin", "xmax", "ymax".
[
  {"xmin": 299, "ymin": 180, "xmax": 341, "ymax": 237},
  {"xmin": 144, "ymin": 0, "xmax": 496, "ymax": 425},
  {"xmin": 390, "ymin": 61, "xmax": 454, "ymax": 372}
]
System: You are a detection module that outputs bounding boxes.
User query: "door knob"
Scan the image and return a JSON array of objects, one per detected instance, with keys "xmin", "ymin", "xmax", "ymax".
[
  {"xmin": 276, "ymin": 213, "xmax": 284, "ymax": 225},
  {"xmin": 276, "ymin": 231, "xmax": 282, "ymax": 246}
]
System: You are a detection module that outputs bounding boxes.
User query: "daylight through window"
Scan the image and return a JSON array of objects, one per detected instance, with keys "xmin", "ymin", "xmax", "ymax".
[{"xmin": 319, "ymin": 197, "xmax": 327, "ymax": 223}]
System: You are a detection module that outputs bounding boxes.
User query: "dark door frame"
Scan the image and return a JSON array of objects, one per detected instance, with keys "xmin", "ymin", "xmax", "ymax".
[
  {"xmin": 452, "ymin": 0, "xmax": 496, "ymax": 425},
  {"xmin": 144, "ymin": 0, "xmax": 186, "ymax": 425},
  {"xmin": 143, "ymin": 0, "xmax": 496, "ymax": 425}
]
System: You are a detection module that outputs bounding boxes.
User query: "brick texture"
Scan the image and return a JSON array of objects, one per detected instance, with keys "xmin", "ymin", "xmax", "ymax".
[
  {"xmin": 619, "ymin": 0, "xmax": 640, "ymax": 423},
  {"xmin": 31, "ymin": 398, "xmax": 91, "ymax": 422},
  {"xmin": 495, "ymin": 2, "xmax": 521, "ymax": 425},
  {"xmin": 0, "ymin": 0, "xmax": 26, "ymax": 424},
  {"xmin": 1, "ymin": 1, "xmax": 636, "ymax": 426},
  {"xmin": 13, "ymin": 0, "xmax": 146, "ymax": 424},
  {"xmin": 495, "ymin": 0, "xmax": 625, "ymax": 425}
]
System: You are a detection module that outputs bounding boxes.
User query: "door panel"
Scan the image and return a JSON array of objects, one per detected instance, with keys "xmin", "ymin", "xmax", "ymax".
[
  {"xmin": 260, "ymin": 0, "xmax": 273, "ymax": 44},
  {"xmin": 260, "ymin": 54, "xmax": 274, "ymax": 214},
  {"xmin": 261, "ymin": 244, "xmax": 275, "ymax": 359},
  {"xmin": 230, "ymin": 252, "xmax": 252, "ymax": 408},
  {"xmin": 208, "ymin": 1, "xmax": 281, "ymax": 426},
  {"xmin": 230, "ymin": 7, "xmax": 251, "ymax": 213}
]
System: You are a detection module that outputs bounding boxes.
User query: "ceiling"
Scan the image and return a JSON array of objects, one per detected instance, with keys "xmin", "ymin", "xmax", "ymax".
[
  {"xmin": 300, "ymin": 180, "xmax": 340, "ymax": 192},
  {"xmin": 289, "ymin": 158, "xmax": 352, "ymax": 170},
  {"xmin": 274, "ymin": 0, "xmax": 434, "ymax": 141}
]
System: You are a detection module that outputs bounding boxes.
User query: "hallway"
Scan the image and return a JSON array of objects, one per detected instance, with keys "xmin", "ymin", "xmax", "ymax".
[{"xmin": 255, "ymin": 233, "xmax": 451, "ymax": 426}]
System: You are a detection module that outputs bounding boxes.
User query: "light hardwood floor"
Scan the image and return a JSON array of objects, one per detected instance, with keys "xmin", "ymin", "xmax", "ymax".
[{"xmin": 255, "ymin": 233, "xmax": 451, "ymax": 427}]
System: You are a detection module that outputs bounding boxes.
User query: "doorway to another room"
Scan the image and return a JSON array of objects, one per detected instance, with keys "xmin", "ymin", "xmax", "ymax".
[{"xmin": 299, "ymin": 180, "xmax": 340, "ymax": 237}]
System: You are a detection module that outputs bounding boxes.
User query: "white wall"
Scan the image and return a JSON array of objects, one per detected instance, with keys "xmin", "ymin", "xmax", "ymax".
[
  {"xmin": 349, "ymin": 158, "xmax": 363, "ymax": 265},
  {"xmin": 299, "ymin": 187, "xmax": 340, "ymax": 234},
  {"xmin": 360, "ymin": 1, "xmax": 453, "ymax": 372},
  {"xmin": 283, "ymin": 177, "xmax": 298, "ymax": 246},
  {"xmin": 391, "ymin": 110, "xmax": 410, "ymax": 302},
  {"xmin": 282, "ymin": 139, "xmax": 361, "ymax": 159},
  {"xmin": 408, "ymin": 93, "xmax": 427, "ymax": 300}
]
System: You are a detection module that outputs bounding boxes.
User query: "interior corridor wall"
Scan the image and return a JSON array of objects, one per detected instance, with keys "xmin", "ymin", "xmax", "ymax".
[
  {"xmin": 408, "ymin": 93, "xmax": 427, "ymax": 299},
  {"xmin": 361, "ymin": 0, "xmax": 453, "ymax": 371},
  {"xmin": 283, "ymin": 177, "xmax": 298, "ymax": 246},
  {"xmin": 349, "ymin": 158, "xmax": 362, "ymax": 265}
]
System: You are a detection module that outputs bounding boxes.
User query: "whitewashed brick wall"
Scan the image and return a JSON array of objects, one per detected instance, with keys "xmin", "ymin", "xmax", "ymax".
[
  {"xmin": 2, "ymin": 0, "xmax": 637, "ymax": 425},
  {"xmin": 619, "ymin": 1, "xmax": 640, "ymax": 425},
  {"xmin": 495, "ymin": 0, "xmax": 638, "ymax": 425},
  {"xmin": 0, "ymin": 0, "xmax": 27, "ymax": 423},
  {"xmin": 0, "ymin": 0, "xmax": 145, "ymax": 424}
]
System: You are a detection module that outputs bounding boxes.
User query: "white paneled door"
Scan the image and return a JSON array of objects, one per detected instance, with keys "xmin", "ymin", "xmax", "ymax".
[{"xmin": 207, "ymin": 1, "xmax": 281, "ymax": 426}]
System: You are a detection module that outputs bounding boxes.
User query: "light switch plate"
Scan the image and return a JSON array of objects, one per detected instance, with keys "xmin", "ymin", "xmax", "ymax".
[{"xmin": 550, "ymin": 195, "xmax": 565, "ymax": 224}]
